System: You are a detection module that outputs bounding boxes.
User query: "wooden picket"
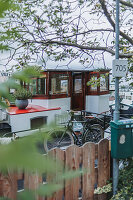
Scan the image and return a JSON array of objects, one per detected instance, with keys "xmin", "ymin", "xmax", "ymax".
[
  {"xmin": 0, "ymin": 139, "xmax": 111, "ymax": 200},
  {"xmin": 47, "ymin": 148, "xmax": 65, "ymax": 200},
  {"xmin": 82, "ymin": 142, "xmax": 95, "ymax": 200}
]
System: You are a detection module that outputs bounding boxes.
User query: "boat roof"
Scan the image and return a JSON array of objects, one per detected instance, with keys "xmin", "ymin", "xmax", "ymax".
[{"xmin": 43, "ymin": 68, "xmax": 110, "ymax": 72}]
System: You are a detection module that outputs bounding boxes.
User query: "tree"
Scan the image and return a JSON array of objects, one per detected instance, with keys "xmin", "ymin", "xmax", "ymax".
[
  {"xmin": 0, "ymin": 0, "xmax": 133, "ymax": 72},
  {"xmin": 0, "ymin": 0, "xmax": 19, "ymax": 18}
]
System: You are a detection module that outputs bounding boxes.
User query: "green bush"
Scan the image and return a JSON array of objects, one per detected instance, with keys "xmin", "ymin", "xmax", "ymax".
[
  {"xmin": 13, "ymin": 88, "xmax": 32, "ymax": 100},
  {"xmin": 111, "ymin": 158, "xmax": 133, "ymax": 200}
]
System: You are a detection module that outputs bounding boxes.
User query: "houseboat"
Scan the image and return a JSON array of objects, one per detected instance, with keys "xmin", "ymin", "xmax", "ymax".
[
  {"xmin": 28, "ymin": 69, "xmax": 110, "ymax": 112},
  {"xmin": 5, "ymin": 69, "xmax": 110, "ymax": 136}
]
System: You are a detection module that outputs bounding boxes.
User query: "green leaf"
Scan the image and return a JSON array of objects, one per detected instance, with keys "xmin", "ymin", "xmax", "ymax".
[
  {"xmin": 4, "ymin": 79, "xmax": 20, "ymax": 89},
  {"xmin": 17, "ymin": 190, "xmax": 35, "ymax": 200},
  {"xmin": 38, "ymin": 183, "xmax": 62, "ymax": 197},
  {"xmin": 0, "ymin": 0, "xmax": 20, "ymax": 18},
  {"xmin": 12, "ymin": 66, "xmax": 41, "ymax": 83},
  {"xmin": 60, "ymin": 169, "xmax": 84, "ymax": 181},
  {"xmin": 0, "ymin": 83, "xmax": 9, "ymax": 97},
  {"xmin": 0, "ymin": 43, "xmax": 9, "ymax": 51},
  {"xmin": 0, "ymin": 131, "xmax": 62, "ymax": 174},
  {"xmin": 0, "ymin": 100, "xmax": 8, "ymax": 108}
]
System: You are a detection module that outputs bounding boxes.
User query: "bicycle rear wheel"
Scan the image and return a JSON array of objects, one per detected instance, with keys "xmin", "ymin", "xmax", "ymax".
[
  {"xmin": 84, "ymin": 124, "xmax": 104, "ymax": 143},
  {"xmin": 44, "ymin": 130, "xmax": 74, "ymax": 152}
]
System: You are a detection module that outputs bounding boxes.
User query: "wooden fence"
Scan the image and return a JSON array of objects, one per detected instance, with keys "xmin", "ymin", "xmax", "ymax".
[{"xmin": 0, "ymin": 139, "xmax": 111, "ymax": 200}]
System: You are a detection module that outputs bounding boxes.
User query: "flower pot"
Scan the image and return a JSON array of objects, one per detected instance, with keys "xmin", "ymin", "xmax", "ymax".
[{"xmin": 15, "ymin": 99, "xmax": 28, "ymax": 109}]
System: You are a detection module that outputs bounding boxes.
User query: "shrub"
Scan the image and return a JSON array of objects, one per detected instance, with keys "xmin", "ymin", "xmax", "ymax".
[
  {"xmin": 111, "ymin": 158, "xmax": 133, "ymax": 200},
  {"xmin": 13, "ymin": 88, "xmax": 32, "ymax": 100}
]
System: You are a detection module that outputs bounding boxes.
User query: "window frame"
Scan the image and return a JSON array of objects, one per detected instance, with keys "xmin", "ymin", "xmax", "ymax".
[
  {"xmin": 24, "ymin": 72, "xmax": 49, "ymax": 99},
  {"xmin": 87, "ymin": 71, "xmax": 109, "ymax": 95},
  {"xmin": 49, "ymin": 71, "xmax": 71, "ymax": 99}
]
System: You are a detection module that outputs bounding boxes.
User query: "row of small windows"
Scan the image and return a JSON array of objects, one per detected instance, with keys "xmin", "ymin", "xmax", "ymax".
[{"xmin": 24, "ymin": 73, "xmax": 109, "ymax": 96}]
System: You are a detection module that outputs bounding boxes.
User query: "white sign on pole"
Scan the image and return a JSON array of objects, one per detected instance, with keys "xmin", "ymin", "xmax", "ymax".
[{"xmin": 112, "ymin": 59, "xmax": 128, "ymax": 77}]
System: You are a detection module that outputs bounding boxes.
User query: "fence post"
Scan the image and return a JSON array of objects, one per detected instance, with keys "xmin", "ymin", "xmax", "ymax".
[
  {"xmin": 47, "ymin": 148, "xmax": 65, "ymax": 200},
  {"xmin": 98, "ymin": 139, "xmax": 110, "ymax": 200},
  {"xmin": 65, "ymin": 145, "xmax": 81, "ymax": 200},
  {"xmin": 0, "ymin": 172, "xmax": 17, "ymax": 200},
  {"xmin": 24, "ymin": 171, "xmax": 42, "ymax": 200},
  {"xmin": 82, "ymin": 142, "xmax": 95, "ymax": 200}
]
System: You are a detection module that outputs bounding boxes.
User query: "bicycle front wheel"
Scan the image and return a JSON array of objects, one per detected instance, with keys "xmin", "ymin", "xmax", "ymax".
[
  {"xmin": 84, "ymin": 124, "xmax": 104, "ymax": 143},
  {"xmin": 44, "ymin": 130, "xmax": 74, "ymax": 152}
]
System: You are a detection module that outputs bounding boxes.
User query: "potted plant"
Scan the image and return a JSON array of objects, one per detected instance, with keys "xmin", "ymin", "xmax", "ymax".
[{"xmin": 13, "ymin": 88, "xmax": 32, "ymax": 109}]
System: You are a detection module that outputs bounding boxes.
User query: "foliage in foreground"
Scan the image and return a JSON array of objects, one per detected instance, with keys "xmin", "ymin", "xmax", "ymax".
[
  {"xmin": 111, "ymin": 158, "xmax": 133, "ymax": 200},
  {"xmin": 0, "ymin": 127, "xmax": 81, "ymax": 200},
  {"xmin": 0, "ymin": 66, "xmax": 40, "ymax": 108},
  {"xmin": 94, "ymin": 158, "xmax": 133, "ymax": 200},
  {"xmin": 0, "ymin": 66, "xmax": 81, "ymax": 199}
]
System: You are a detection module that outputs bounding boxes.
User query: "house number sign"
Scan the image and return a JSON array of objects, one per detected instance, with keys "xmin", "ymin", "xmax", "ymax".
[{"xmin": 112, "ymin": 59, "xmax": 128, "ymax": 77}]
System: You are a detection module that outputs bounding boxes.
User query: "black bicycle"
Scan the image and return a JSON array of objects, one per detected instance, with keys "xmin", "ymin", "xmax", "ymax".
[{"xmin": 44, "ymin": 111, "xmax": 104, "ymax": 152}]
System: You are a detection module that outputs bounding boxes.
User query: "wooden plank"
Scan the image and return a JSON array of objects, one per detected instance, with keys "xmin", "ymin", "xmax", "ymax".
[
  {"xmin": 98, "ymin": 139, "xmax": 110, "ymax": 200},
  {"xmin": 65, "ymin": 145, "xmax": 81, "ymax": 200},
  {"xmin": 95, "ymin": 144, "xmax": 98, "ymax": 187},
  {"xmin": 46, "ymin": 148, "xmax": 65, "ymax": 200},
  {"xmin": 17, "ymin": 172, "xmax": 23, "ymax": 180},
  {"xmin": 94, "ymin": 144, "xmax": 98, "ymax": 200},
  {"xmin": 98, "ymin": 139, "xmax": 110, "ymax": 186},
  {"xmin": 24, "ymin": 172, "xmax": 42, "ymax": 200},
  {"xmin": 0, "ymin": 138, "xmax": 111, "ymax": 200},
  {"xmin": 109, "ymin": 140, "xmax": 111, "ymax": 152},
  {"xmin": 0, "ymin": 172, "xmax": 17, "ymax": 200},
  {"xmin": 82, "ymin": 142, "xmax": 95, "ymax": 200},
  {"xmin": 24, "ymin": 172, "xmax": 42, "ymax": 190}
]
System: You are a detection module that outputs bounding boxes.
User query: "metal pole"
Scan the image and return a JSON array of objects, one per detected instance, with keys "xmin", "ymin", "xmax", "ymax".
[{"xmin": 113, "ymin": 0, "xmax": 120, "ymax": 195}]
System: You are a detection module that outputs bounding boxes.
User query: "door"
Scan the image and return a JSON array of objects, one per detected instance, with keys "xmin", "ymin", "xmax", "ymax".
[{"xmin": 71, "ymin": 72, "xmax": 85, "ymax": 110}]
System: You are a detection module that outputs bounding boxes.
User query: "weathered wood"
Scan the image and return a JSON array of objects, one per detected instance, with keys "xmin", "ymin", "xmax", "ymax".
[
  {"xmin": 47, "ymin": 148, "xmax": 65, "ymax": 200},
  {"xmin": 98, "ymin": 139, "xmax": 110, "ymax": 186},
  {"xmin": 98, "ymin": 139, "xmax": 110, "ymax": 200},
  {"xmin": 95, "ymin": 144, "xmax": 98, "ymax": 187},
  {"xmin": 0, "ymin": 172, "xmax": 17, "ymax": 200},
  {"xmin": 17, "ymin": 172, "xmax": 23, "ymax": 180},
  {"xmin": 109, "ymin": 141, "xmax": 111, "ymax": 152},
  {"xmin": 24, "ymin": 172, "xmax": 42, "ymax": 200},
  {"xmin": 65, "ymin": 145, "xmax": 81, "ymax": 200},
  {"xmin": 82, "ymin": 142, "xmax": 95, "ymax": 200},
  {"xmin": 0, "ymin": 139, "xmax": 111, "ymax": 200},
  {"xmin": 24, "ymin": 172, "xmax": 42, "ymax": 190},
  {"xmin": 94, "ymin": 144, "xmax": 98, "ymax": 200}
]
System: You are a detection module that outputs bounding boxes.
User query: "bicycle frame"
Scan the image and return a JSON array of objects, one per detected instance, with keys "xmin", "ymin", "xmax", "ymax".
[
  {"xmin": 64, "ymin": 118, "xmax": 102, "ymax": 146},
  {"xmin": 53, "ymin": 110, "xmax": 105, "ymax": 149}
]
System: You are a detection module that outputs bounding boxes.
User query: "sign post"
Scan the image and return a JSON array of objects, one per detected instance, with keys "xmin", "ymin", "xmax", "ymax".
[
  {"xmin": 112, "ymin": 0, "xmax": 128, "ymax": 196},
  {"xmin": 112, "ymin": 0, "xmax": 120, "ymax": 195}
]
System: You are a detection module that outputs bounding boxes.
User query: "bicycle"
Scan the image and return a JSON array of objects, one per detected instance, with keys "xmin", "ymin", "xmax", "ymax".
[{"xmin": 44, "ymin": 111, "xmax": 104, "ymax": 152}]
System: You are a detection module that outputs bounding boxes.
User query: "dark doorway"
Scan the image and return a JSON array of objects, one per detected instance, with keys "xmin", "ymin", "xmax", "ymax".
[
  {"xmin": 30, "ymin": 116, "xmax": 47, "ymax": 129},
  {"xmin": 71, "ymin": 72, "xmax": 85, "ymax": 110}
]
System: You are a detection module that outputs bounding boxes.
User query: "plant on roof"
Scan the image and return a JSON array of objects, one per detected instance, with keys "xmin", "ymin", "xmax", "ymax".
[{"xmin": 13, "ymin": 88, "xmax": 32, "ymax": 100}]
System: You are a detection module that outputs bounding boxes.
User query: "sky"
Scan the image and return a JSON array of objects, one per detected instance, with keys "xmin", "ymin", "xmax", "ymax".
[{"xmin": 0, "ymin": 0, "xmax": 131, "ymax": 76}]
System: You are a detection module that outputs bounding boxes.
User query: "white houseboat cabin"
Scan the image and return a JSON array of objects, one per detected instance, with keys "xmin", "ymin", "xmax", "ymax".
[{"xmin": 6, "ymin": 69, "xmax": 110, "ymax": 135}]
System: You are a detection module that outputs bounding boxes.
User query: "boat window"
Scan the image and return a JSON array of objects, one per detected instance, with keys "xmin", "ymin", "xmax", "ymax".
[
  {"xmin": 89, "ymin": 74, "xmax": 97, "ymax": 92},
  {"xmin": 74, "ymin": 75, "xmax": 82, "ymax": 93},
  {"xmin": 28, "ymin": 77, "xmax": 46, "ymax": 95},
  {"xmin": 37, "ymin": 78, "xmax": 46, "ymax": 95},
  {"xmin": 126, "ymin": 96, "xmax": 131, "ymax": 100},
  {"xmin": 100, "ymin": 73, "xmax": 108, "ymax": 92},
  {"xmin": 29, "ymin": 78, "xmax": 37, "ymax": 95},
  {"xmin": 50, "ymin": 74, "xmax": 69, "ymax": 94}
]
